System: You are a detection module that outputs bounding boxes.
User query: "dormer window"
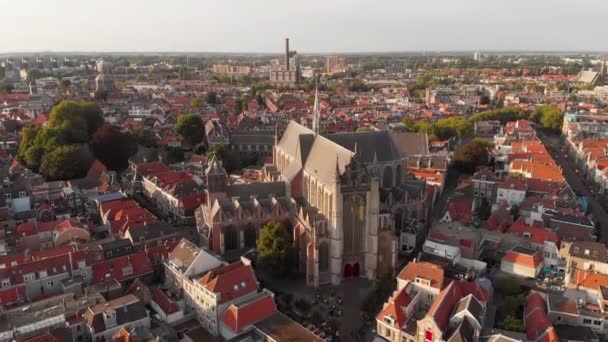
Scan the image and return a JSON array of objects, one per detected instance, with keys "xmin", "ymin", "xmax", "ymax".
[{"xmin": 523, "ymin": 232, "xmax": 531, "ymax": 239}]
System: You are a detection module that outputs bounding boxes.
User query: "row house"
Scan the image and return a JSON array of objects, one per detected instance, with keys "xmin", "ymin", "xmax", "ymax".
[
  {"xmin": 376, "ymin": 261, "xmax": 490, "ymax": 342},
  {"xmin": 15, "ymin": 217, "xmax": 93, "ymax": 252},
  {"xmin": 0, "ymin": 246, "xmax": 103, "ymax": 304},
  {"xmin": 131, "ymin": 160, "xmax": 206, "ymax": 224},
  {"xmin": 84, "ymin": 294, "xmax": 150, "ymax": 342}
]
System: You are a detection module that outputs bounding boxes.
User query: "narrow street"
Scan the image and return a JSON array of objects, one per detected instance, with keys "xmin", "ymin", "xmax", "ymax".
[{"xmin": 539, "ymin": 133, "xmax": 608, "ymax": 243}]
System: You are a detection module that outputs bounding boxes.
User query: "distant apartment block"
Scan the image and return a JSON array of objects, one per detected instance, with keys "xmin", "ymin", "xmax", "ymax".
[{"xmin": 212, "ymin": 64, "xmax": 251, "ymax": 75}]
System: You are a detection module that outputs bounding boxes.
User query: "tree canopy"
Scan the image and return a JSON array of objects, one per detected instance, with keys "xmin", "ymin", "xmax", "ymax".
[
  {"xmin": 40, "ymin": 145, "xmax": 94, "ymax": 181},
  {"xmin": 174, "ymin": 114, "xmax": 204, "ymax": 147},
  {"xmin": 453, "ymin": 139, "xmax": 491, "ymax": 173},
  {"xmin": 530, "ymin": 105, "xmax": 563, "ymax": 130},
  {"xmin": 134, "ymin": 127, "xmax": 158, "ymax": 148},
  {"xmin": 48, "ymin": 100, "xmax": 105, "ymax": 141},
  {"xmin": 91, "ymin": 125, "xmax": 137, "ymax": 170},
  {"xmin": 17, "ymin": 100, "xmax": 137, "ymax": 179},
  {"xmin": 257, "ymin": 221, "xmax": 295, "ymax": 278}
]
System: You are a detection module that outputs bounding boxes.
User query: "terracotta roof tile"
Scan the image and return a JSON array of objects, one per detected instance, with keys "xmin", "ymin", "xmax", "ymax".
[
  {"xmin": 398, "ymin": 261, "xmax": 445, "ymax": 290},
  {"xmin": 199, "ymin": 261, "xmax": 257, "ymax": 304},
  {"xmin": 222, "ymin": 292, "xmax": 277, "ymax": 334}
]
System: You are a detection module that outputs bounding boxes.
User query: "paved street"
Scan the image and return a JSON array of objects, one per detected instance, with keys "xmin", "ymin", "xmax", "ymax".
[
  {"xmin": 260, "ymin": 274, "xmax": 376, "ymax": 342},
  {"xmin": 539, "ymin": 133, "xmax": 608, "ymax": 242}
]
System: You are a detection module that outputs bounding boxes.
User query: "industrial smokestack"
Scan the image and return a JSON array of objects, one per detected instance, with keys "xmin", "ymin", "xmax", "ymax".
[{"xmin": 285, "ymin": 38, "xmax": 290, "ymax": 71}]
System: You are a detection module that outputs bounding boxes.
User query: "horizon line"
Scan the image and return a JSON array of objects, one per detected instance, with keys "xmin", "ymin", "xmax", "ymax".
[{"xmin": 1, "ymin": 49, "xmax": 607, "ymax": 57}]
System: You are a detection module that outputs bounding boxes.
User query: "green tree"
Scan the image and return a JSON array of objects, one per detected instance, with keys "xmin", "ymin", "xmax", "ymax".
[
  {"xmin": 361, "ymin": 268, "xmax": 395, "ymax": 313},
  {"xmin": 414, "ymin": 120, "xmax": 435, "ymax": 135},
  {"xmin": 17, "ymin": 125, "xmax": 42, "ymax": 161},
  {"xmin": 348, "ymin": 80, "xmax": 368, "ymax": 92},
  {"xmin": 469, "ymin": 107, "xmax": 528, "ymax": 125},
  {"xmin": 23, "ymin": 145, "xmax": 45, "ymax": 171},
  {"xmin": 49, "ymin": 101, "xmax": 104, "ymax": 141},
  {"xmin": 60, "ymin": 79, "xmax": 71, "ymax": 88},
  {"xmin": 40, "ymin": 144, "xmax": 94, "ymax": 180},
  {"xmin": 257, "ymin": 221, "xmax": 295, "ymax": 278},
  {"xmin": 189, "ymin": 97, "xmax": 204, "ymax": 109},
  {"xmin": 502, "ymin": 315, "xmax": 525, "ymax": 332},
  {"xmin": 174, "ymin": 114, "xmax": 204, "ymax": 147},
  {"xmin": 91, "ymin": 125, "xmax": 137, "ymax": 170},
  {"xmin": 235, "ymin": 96, "xmax": 247, "ymax": 114},
  {"xmin": 502, "ymin": 275, "xmax": 522, "ymax": 296},
  {"xmin": 402, "ymin": 117, "xmax": 416, "ymax": 131},
  {"xmin": 510, "ymin": 204, "xmax": 520, "ymax": 220},
  {"xmin": 26, "ymin": 69, "xmax": 44, "ymax": 82},
  {"xmin": 453, "ymin": 139, "xmax": 490, "ymax": 173},
  {"xmin": 531, "ymin": 105, "xmax": 563, "ymax": 130},
  {"xmin": 134, "ymin": 128, "xmax": 158, "ymax": 148}
]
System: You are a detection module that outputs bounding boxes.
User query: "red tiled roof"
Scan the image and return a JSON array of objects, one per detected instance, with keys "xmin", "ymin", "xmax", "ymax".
[
  {"xmin": 23, "ymin": 333, "xmax": 61, "ymax": 342},
  {"xmin": 135, "ymin": 161, "xmax": 170, "ymax": 177},
  {"xmin": 570, "ymin": 269, "xmax": 608, "ymax": 290},
  {"xmin": 447, "ymin": 198, "xmax": 473, "ymax": 225},
  {"xmin": 524, "ymin": 293, "xmax": 556, "ymax": 342},
  {"xmin": 87, "ymin": 159, "xmax": 107, "ymax": 178},
  {"xmin": 179, "ymin": 191, "xmax": 206, "ymax": 211},
  {"xmin": 376, "ymin": 287, "xmax": 412, "ymax": 328},
  {"xmin": 101, "ymin": 199, "xmax": 139, "ymax": 220},
  {"xmin": 222, "ymin": 292, "xmax": 277, "ymax": 334},
  {"xmin": 92, "ymin": 251, "xmax": 153, "ymax": 283},
  {"xmin": 503, "ymin": 249, "xmax": 543, "ymax": 269},
  {"xmin": 0, "ymin": 285, "xmax": 26, "ymax": 306},
  {"xmin": 427, "ymin": 281, "xmax": 488, "ymax": 332},
  {"xmin": 151, "ymin": 288, "xmax": 179, "ymax": 314},
  {"xmin": 398, "ymin": 261, "xmax": 445, "ymax": 290},
  {"xmin": 506, "ymin": 217, "xmax": 560, "ymax": 247},
  {"xmin": 199, "ymin": 261, "xmax": 257, "ymax": 304}
]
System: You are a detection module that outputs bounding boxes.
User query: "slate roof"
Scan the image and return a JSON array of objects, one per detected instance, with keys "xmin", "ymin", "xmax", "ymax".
[
  {"xmin": 569, "ymin": 241, "xmax": 608, "ymax": 263},
  {"xmin": 325, "ymin": 130, "xmax": 403, "ymax": 163},
  {"xmin": 390, "ymin": 131, "xmax": 429, "ymax": 156},
  {"xmin": 304, "ymin": 135, "xmax": 353, "ymax": 186},
  {"xmin": 276, "ymin": 121, "xmax": 314, "ymax": 163},
  {"xmin": 227, "ymin": 181, "xmax": 286, "ymax": 200},
  {"xmin": 85, "ymin": 294, "xmax": 147, "ymax": 334}
]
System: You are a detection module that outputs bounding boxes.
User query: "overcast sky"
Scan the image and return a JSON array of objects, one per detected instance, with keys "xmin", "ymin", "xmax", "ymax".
[{"xmin": 1, "ymin": 0, "xmax": 607, "ymax": 53}]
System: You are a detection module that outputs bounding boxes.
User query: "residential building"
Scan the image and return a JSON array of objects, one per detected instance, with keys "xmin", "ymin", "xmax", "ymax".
[
  {"xmin": 84, "ymin": 294, "xmax": 150, "ymax": 342},
  {"xmin": 500, "ymin": 246, "xmax": 543, "ymax": 278}
]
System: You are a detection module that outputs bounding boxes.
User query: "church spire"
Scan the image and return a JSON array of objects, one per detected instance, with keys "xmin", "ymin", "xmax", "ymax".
[
  {"xmin": 312, "ymin": 77, "xmax": 320, "ymax": 136},
  {"xmin": 333, "ymin": 155, "xmax": 340, "ymax": 182},
  {"xmin": 274, "ymin": 122, "xmax": 279, "ymax": 146}
]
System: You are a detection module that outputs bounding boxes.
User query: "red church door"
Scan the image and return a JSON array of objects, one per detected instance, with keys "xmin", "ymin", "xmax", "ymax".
[
  {"xmin": 353, "ymin": 263, "xmax": 360, "ymax": 277},
  {"xmin": 343, "ymin": 264, "xmax": 353, "ymax": 278}
]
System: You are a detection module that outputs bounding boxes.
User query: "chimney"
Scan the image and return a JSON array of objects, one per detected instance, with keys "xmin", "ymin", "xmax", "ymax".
[{"xmin": 285, "ymin": 38, "xmax": 290, "ymax": 71}]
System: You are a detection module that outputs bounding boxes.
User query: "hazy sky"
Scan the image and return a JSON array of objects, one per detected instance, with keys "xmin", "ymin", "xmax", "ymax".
[{"xmin": 1, "ymin": 0, "xmax": 607, "ymax": 53}]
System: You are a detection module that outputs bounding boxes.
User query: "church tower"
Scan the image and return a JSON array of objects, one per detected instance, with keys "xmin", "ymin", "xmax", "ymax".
[{"xmin": 206, "ymin": 157, "xmax": 227, "ymax": 204}]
